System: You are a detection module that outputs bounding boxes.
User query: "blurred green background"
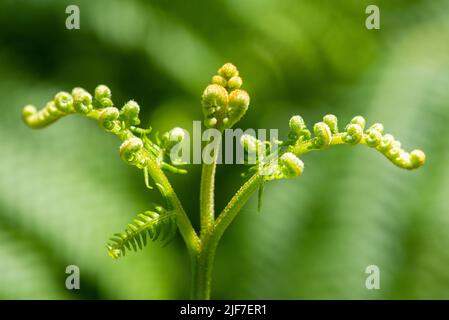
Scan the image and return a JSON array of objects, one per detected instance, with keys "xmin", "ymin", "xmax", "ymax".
[{"xmin": 0, "ymin": 0, "xmax": 448, "ymax": 299}]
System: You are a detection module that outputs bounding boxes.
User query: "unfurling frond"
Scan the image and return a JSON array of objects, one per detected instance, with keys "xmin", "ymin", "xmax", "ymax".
[
  {"xmin": 285, "ymin": 114, "xmax": 426, "ymax": 171},
  {"xmin": 21, "ymin": 62, "xmax": 428, "ymax": 300},
  {"xmin": 202, "ymin": 63, "xmax": 250, "ymax": 130},
  {"xmin": 240, "ymin": 114, "xmax": 425, "ymax": 184},
  {"xmin": 106, "ymin": 208, "xmax": 177, "ymax": 260}
]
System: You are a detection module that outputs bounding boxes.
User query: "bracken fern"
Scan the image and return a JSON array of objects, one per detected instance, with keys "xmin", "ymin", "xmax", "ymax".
[{"xmin": 21, "ymin": 62, "xmax": 425, "ymax": 299}]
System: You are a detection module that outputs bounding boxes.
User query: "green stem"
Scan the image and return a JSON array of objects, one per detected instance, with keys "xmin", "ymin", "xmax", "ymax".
[
  {"xmin": 199, "ymin": 156, "xmax": 218, "ymax": 238},
  {"xmin": 145, "ymin": 154, "xmax": 201, "ymax": 257},
  {"xmin": 191, "ymin": 234, "xmax": 216, "ymax": 300},
  {"xmin": 288, "ymin": 133, "xmax": 367, "ymax": 156},
  {"xmin": 194, "ymin": 140, "xmax": 221, "ymax": 298},
  {"xmin": 212, "ymin": 173, "xmax": 264, "ymax": 246},
  {"xmin": 191, "ymin": 173, "xmax": 264, "ymax": 299}
]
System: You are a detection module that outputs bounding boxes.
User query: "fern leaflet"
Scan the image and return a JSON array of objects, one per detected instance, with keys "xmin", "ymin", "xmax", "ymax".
[{"xmin": 106, "ymin": 209, "xmax": 177, "ymax": 259}]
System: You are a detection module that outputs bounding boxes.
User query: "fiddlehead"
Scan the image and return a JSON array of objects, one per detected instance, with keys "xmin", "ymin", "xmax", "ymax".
[
  {"xmin": 243, "ymin": 114, "xmax": 426, "ymax": 184},
  {"xmin": 99, "ymin": 107, "xmax": 121, "ymax": 132},
  {"xmin": 288, "ymin": 115, "xmax": 312, "ymax": 142},
  {"xmin": 120, "ymin": 100, "xmax": 141, "ymax": 127},
  {"xmin": 213, "ymin": 97, "xmax": 426, "ymax": 271},
  {"xmin": 93, "ymin": 84, "xmax": 113, "ymax": 108},
  {"xmin": 22, "ymin": 84, "xmax": 198, "ymax": 258},
  {"xmin": 199, "ymin": 63, "xmax": 251, "ymax": 238},
  {"xmin": 120, "ymin": 137, "xmax": 146, "ymax": 168},
  {"xmin": 72, "ymin": 87, "xmax": 93, "ymax": 114},
  {"xmin": 312, "ymin": 122, "xmax": 332, "ymax": 148},
  {"xmin": 141, "ymin": 127, "xmax": 188, "ymax": 175},
  {"xmin": 202, "ymin": 63, "xmax": 250, "ymax": 130},
  {"xmin": 22, "ymin": 87, "xmax": 92, "ymax": 128},
  {"xmin": 54, "ymin": 91, "xmax": 74, "ymax": 113}
]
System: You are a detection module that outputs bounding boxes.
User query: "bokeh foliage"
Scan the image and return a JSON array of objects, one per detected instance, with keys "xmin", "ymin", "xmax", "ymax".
[{"xmin": 0, "ymin": 0, "xmax": 448, "ymax": 299}]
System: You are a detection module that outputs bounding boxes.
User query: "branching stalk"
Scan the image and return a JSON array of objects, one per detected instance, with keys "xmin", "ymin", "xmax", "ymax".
[{"xmin": 22, "ymin": 63, "xmax": 425, "ymax": 300}]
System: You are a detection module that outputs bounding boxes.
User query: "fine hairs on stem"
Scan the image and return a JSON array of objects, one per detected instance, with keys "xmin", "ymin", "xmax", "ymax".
[{"xmin": 22, "ymin": 63, "xmax": 426, "ymax": 299}]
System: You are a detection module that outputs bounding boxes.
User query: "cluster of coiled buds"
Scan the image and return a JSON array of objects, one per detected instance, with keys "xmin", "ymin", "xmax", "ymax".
[
  {"xmin": 22, "ymin": 85, "xmax": 188, "ymax": 178},
  {"xmin": 115, "ymin": 127, "xmax": 188, "ymax": 180},
  {"xmin": 141, "ymin": 127, "xmax": 188, "ymax": 175},
  {"xmin": 22, "ymin": 84, "xmax": 136, "ymax": 131},
  {"xmin": 240, "ymin": 114, "xmax": 425, "ymax": 183},
  {"xmin": 240, "ymin": 134, "xmax": 304, "ymax": 181},
  {"xmin": 286, "ymin": 114, "xmax": 425, "ymax": 170},
  {"xmin": 22, "ymin": 85, "xmax": 187, "ymax": 259},
  {"xmin": 201, "ymin": 63, "xmax": 250, "ymax": 130},
  {"xmin": 22, "ymin": 86, "xmax": 98, "ymax": 129},
  {"xmin": 98, "ymin": 100, "xmax": 141, "ymax": 134},
  {"xmin": 240, "ymin": 133, "xmax": 305, "ymax": 210}
]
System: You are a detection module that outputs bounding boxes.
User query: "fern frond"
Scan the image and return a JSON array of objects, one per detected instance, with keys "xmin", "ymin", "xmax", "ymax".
[{"xmin": 106, "ymin": 209, "xmax": 177, "ymax": 259}]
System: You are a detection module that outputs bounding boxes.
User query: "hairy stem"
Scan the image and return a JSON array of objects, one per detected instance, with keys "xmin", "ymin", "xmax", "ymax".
[
  {"xmin": 212, "ymin": 173, "xmax": 264, "ymax": 246},
  {"xmin": 195, "ymin": 140, "xmax": 221, "ymax": 298},
  {"xmin": 289, "ymin": 133, "xmax": 352, "ymax": 155},
  {"xmin": 199, "ymin": 151, "xmax": 219, "ymax": 238},
  {"xmin": 191, "ymin": 173, "xmax": 263, "ymax": 299},
  {"xmin": 145, "ymin": 154, "xmax": 201, "ymax": 256},
  {"xmin": 191, "ymin": 234, "xmax": 216, "ymax": 300}
]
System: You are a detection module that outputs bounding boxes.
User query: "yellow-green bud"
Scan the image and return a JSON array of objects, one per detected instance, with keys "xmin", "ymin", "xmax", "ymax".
[
  {"xmin": 289, "ymin": 115, "xmax": 306, "ymax": 133},
  {"xmin": 365, "ymin": 129, "xmax": 382, "ymax": 147},
  {"xmin": 202, "ymin": 84, "xmax": 228, "ymax": 111},
  {"xmin": 368, "ymin": 123, "xmax": 384, "ymax": 134},
  {"xmin": 386, "ymin": 147, "xmax": 401, "ymax": 159},
  {"xmin": 228, "ymin": 89, "xmax": 250, "ymax": 126},
  {"xmin": 228, "ymin": 76, "xmax": 242, "ymax": 90},
  {"xmin": 72, "ymin": 87, "xmax": 92, "ymax": 114},
  {"xmin": 168, "ymin": 127, "xmax": 185, "ymax": 143},
  {"xmin": 95, "ymin": 85, "xmax": 111, "ymax": 100},
  {"xmin": 323, "ymin": 114, "xmax": 338, "ymax": 134},
  {"xmin": 218, "ymin": 63, "xmax": 239, "ymax": 79},
  {"xmin": 46, "ymin": 101, "xmax": 62, "ymax": 116},
  {"xmin": 54, "ymin": 91, "xmax": 74, "ymax": 113},
  {"xmin": 279, "ymin": 152, "xmax": 304, "ymax": 178},
  {"xmin": 22, "ymin": 104, "xmax": 60, "ymax": 129},
  {"xmin": 162, "ymin": 127, "xmax": 186, "ymax": 150},
  {"xmin": 289, "ymin": 115, "xmax": 311, "ymax": 141},
  {"xmin": 202, "ymin": 84, "xmax": 228, "ymax": 128},
  {"xmin": 410, "ymin": 149, "xmax": 426, "ymax": 169},
  {"xmin": 99, "ymin": 107, "xmax": 120, "ymax": 132},
  {"xmin": 203, "ymin": 64, "xmax": 249, "ymax": 129},
  {"xmin": 344, "ymin": 124, "xmax": 363, "ymax": 144},
  {"xmin": 120, "ymin": 100, "xmax": 140, "ymax": 127},
  {"xmin": 212, "ymin": 75, "xmax": 227, "ymax": 87},
  {"xmin": 94, "ymin": 84, "xmax": 113, "ymax": 108},
  {"xmin": 22, "ymin": 105, "xmax": 37, "ymax": 121},
  {"xmin": 350, "ymin": 116, "xmax": 366, "ymax": 130},
  {"xmin": 378, "ymin": 134, "xmax": 394, "ymax": 152},
  {"xmin": 119, "ymin": 138, "xmax": 144, "ymax": 164},
  {"xmin": 313, "ymin": 122, "xmax": 332, "ymax": 148}
]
